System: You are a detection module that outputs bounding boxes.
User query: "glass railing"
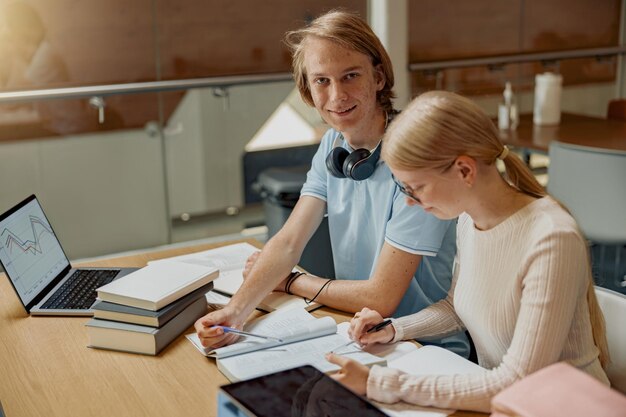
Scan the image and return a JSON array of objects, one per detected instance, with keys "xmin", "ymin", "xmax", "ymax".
[{"xmin": 0, "ymin": 77, "xmax": 331, "ymax": 260}]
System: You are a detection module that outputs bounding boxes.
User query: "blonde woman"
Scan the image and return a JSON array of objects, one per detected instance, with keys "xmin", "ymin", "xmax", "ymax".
[{"xmin": 327, "ymin": 91, "xmax": 610, "ymax": 413}]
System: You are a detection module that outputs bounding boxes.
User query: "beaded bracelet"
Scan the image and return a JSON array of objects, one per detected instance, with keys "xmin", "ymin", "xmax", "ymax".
[
  {"xmin": 285, "ymin": 271, "xmax": 305, "ymax": 294},
  {"xmin": 304, "ymin": 279, "xmax": 333, "ymax": 305}
]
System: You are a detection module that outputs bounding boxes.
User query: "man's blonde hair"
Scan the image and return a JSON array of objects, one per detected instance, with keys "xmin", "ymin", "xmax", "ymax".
[{"xmin": 284, "ymin": 9, "xmax": 395, "ymax": 113}]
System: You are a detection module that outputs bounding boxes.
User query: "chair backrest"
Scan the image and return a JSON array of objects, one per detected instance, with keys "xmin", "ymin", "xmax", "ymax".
[
  {"xmin": 607, "ymin": 99, "xmax": 626, "ymax": 121},
  {"xmin": 547, "ymin": 141, "xmax": 626, "ymax": 244},
  {"xmin": 595, "ymin": 286, "xmax": 626, "ymax": 394}
]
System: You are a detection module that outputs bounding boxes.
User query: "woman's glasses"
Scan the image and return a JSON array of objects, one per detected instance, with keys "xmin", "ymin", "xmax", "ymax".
[{"xmin": 391, "ymin": 174, "xmax": 421, "ymax": 204}]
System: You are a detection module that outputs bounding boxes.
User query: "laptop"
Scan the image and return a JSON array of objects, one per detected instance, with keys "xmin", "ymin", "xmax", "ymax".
[{"xmin": 0, "ymin": 194, "xmax": 137, "ymax": 316}]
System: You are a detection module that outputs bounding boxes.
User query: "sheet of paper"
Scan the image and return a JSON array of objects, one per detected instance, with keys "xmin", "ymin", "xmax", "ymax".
[
  {"xmin": 336, "ymin": 322, "xmax": 419, "ymax": 362},
  {"xmin": 219, "ymin": 331, "xmax": 385, "ymax": 382},
  {"xmin": 212, "ymin": 315, "xmax": 337, "ymax": 358},
  {"xmin": 186, "ymin": 308, "xmax": 385, "ymax": 381},
  {"xmin": 376, "ymin": 402, "xmax": 454, "ymax": 417},
  {"xmin": 387, "ymin": 345, "xmax": 484, "ymax": 376},
  {"xmin": 212, "ymin": 269, "xmax": 245, "ymax": 295},
  {"xmin": 205, "ymin": 290, "xmax": 231, "ymax": 306},
  {"xmin": 149, "ymin": 242, "xmax": 258, "ymax": 272},
  {"xmin": 150, "ymin": 242, "xmax": 320, "ymax": 312}
]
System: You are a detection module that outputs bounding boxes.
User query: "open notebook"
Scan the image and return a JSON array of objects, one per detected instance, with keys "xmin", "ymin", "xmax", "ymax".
[
  {"xmin": 149, "ymin": 242, "xmax": 321, "ymax": 312},
  {"xmin": 186, "ymin": 308, "xmax": 386, "ymax": 382},
  {"xmin": 374, "ymin": 345, "xmax": 485, "ymax": 417}
]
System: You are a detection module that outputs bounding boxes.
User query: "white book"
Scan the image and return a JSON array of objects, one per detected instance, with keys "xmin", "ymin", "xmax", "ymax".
[
  {"xmin": 186, "ymin": 308, "xmax": 386, "ymax": 382},
  {"xmin": 150, "ymin": 242, "xmax": 321, "ymax": 312},
  {"xmin": 96, "ymin": 261, "xmax": 218, "ymax": 311}
]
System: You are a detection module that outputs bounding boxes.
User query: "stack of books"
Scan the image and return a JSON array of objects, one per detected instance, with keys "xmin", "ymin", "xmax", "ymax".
[{"xmin": 85, "ymin": 261, "xmax": 218, "ymax": 355}]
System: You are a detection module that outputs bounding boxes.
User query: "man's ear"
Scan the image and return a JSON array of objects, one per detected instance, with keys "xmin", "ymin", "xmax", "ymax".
[
  {"xmin": 454, "ymin": 155, "xmax": 477, "ymax": 187},
  {"xmin": 374, "ymin": 64, "xmax": 385, "ymax": 91}
]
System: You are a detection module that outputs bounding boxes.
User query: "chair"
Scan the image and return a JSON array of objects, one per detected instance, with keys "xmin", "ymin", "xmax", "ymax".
[
  {"xmin": 595, "ymin": 286, "xmax": 626, "ymax": 394},
  {"xmin": 607, "ymin": 99, "xmax": 626, "ymax": 121},
  {"xmin": 548, "ymin": 141, "xmax": 626, "ymax": 288}
]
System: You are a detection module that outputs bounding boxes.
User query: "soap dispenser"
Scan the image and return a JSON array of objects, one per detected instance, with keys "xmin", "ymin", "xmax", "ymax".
[{"xmin": 498, "ymin": 82, "xmax": 519, "ymax": 130}]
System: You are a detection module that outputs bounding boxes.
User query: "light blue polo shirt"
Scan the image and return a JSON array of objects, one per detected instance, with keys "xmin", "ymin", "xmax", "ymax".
[{"xmin": 301, "ymin": 128, "xmax": 469, "ymax": 357}]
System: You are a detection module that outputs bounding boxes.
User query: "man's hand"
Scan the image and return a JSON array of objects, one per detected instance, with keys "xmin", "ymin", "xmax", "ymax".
[{"xmin": 193, "ymin": 306, "xmax": 243, "ymax": 349}]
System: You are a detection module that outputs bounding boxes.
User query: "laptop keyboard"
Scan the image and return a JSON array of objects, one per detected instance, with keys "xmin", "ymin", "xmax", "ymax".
[{"xmin": 41, "ymin": 269, "xmax": 119, "ymax": 310}]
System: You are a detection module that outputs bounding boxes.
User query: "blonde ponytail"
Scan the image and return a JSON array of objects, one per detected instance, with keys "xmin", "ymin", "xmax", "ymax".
[{"xmin": 500, "ymin": 151, "xmax": 546, "ymax": 199}]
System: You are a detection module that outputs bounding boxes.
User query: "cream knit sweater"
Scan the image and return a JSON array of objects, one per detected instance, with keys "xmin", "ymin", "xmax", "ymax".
[{"xmin": 367, "ymin": 197, "xmax": 609, "ymax": 413}]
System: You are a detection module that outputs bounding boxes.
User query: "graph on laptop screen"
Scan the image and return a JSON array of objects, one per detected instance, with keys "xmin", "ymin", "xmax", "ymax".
[{"xmin": 0, "ymin": 198, "xmax": 69, "ymax": 305}]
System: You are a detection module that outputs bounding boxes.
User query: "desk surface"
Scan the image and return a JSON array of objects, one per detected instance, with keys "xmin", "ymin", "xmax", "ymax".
[
  {"xmin": 0, "ymin": 238, "xmax": 483, "ymax": 417},
  {"xmin": 499, "ymin": 112, "xmax": 626, "ymax": 153}
]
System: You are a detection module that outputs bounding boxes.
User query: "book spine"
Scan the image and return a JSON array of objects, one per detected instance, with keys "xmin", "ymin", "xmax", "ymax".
[
  {"xmin": 87, "ymin": 297, "xmax": 207, "ymax": 355},
  {"xmin": 154, "ymin": 297, "xmax": 207, "ymax": 354}
]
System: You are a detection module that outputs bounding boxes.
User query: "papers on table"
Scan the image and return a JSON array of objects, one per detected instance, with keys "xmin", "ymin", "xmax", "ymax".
[
  {"xmin": 186, "ymin": 308, "xmax": 386, "ymax": 382},
  {"xmin": 151, "ymin": 242, "xmax": 321, "ymax": 312}
]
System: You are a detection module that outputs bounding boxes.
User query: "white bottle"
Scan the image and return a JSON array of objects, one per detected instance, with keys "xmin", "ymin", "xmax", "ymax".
[
  {"xmin": 498, "ymin": 82, "xmax": 518, "ymax": 130},
  {"xmin": 533, "ymin": 72, "xmax": 562, "ymax": 125}
]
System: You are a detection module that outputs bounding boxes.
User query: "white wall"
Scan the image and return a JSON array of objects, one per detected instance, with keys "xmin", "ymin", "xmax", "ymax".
[
  {"xmin": 0, "ymin": 129, "xmax": 169, "ymax": 260},
  {"xmin": 164, "ymin": 82, "xmax": 294, "ymax": 218}
]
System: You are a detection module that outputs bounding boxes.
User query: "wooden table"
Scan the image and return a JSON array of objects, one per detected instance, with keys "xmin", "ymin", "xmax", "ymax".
[
  {"xmin": 0, "ymin": 238, "xmax": 483, "ymax": 417},
  {"xmin": 499, "ymin": 112, "xmax": 626, "ymax": 153}
]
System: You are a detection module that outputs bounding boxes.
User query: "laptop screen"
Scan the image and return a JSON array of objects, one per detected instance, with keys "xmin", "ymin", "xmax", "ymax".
[{"xmin": 0, "ymin": 196, "xmax": 70, "ymax": 306}]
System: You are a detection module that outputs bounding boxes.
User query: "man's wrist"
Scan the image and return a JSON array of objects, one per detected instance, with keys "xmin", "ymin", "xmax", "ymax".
[
  {"xmin": 225, "ymin": 297, "xmax": 251, "ymax": 323},
  {"xmin": 285, "ymin": 271, "xmax": 305, "ymax": 294}
]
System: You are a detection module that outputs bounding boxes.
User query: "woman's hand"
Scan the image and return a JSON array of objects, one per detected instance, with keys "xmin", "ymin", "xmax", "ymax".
[
  {"xmin": 325, "ymin": 353, "xmax": 370, "ymax": 395},
  {"xmin": 348, "ymin": 307, "xmax": 395, "ymax": 347}
]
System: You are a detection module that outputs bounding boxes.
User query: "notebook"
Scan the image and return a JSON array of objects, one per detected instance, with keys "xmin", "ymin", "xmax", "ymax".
[{"xmin": 0, "ymin": 194, "xmax": 137, "ymax": 316}]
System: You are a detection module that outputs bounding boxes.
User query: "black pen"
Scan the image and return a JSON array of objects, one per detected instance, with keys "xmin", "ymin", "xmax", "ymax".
[
  {"xmin": 328, "ymin": 320, "xmax": 393, "ymax": 354},
  {"xmin": 366, "ymin": 319, "xmax": 392, "ymax": 334}
]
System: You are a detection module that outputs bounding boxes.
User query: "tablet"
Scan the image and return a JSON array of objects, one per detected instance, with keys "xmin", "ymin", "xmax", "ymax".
[{"xmin": 218, "ymin": 365, "xmax": 387, "ymax": 417}]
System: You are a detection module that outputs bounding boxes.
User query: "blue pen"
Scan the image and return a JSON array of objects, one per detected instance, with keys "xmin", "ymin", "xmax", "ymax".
[{"xmin": 213, "ymin": 326, "xmax": 283, "ymax": 343}]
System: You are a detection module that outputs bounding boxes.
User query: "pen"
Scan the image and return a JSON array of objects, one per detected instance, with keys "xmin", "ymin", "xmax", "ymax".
[
  {"xmin": 366, "ymin": 319, "xmax": 392, "ymax": 334},
  {"xmin": 213, "ymin": 326, "xmax": 283, "ymax": 343},
  {"xmin": 329, "ymin": 320, "xmax": 393, "ymax": 354}
]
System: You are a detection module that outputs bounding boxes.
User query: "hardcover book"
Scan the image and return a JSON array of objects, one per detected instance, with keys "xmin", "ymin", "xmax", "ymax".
[
  {"xmin": 92, "ymin": 281, "xmax": 213, "ymax": 327},
  {"xmin": 86, "ymin": 296, "xmax": 206, "ymax": 355},
  {"xmin": 96, "ymin": 261, "xmax": 218, "ymax": 310}
]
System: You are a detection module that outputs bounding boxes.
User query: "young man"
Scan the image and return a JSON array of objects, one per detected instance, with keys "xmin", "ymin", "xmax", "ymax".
[{"xmin": 195, "ymin": 10, "xmax": 468, "ymax": 357}]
